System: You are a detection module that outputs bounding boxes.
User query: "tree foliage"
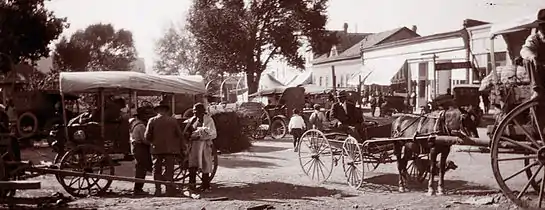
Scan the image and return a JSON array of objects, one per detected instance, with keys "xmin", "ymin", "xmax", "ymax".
[
  {"xmin": 0, "ymin": 0, "xmax": 68, "ymax": 73},
  {"xmin": 53, "ymin": 23, "xmax": 137, "ymax": 72},
  {"xmin": 187, "ymin": 0, "xmax": 337, "ymax": 94},
  {"xmin": 154, "ymin": 24, "xmax": 201, "ymax": 75}
]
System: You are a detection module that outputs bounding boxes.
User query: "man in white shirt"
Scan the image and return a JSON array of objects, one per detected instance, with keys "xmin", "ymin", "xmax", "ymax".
[
  {"xmin": 288, "ymin": 108, "xmax": 306, "ymax": 151},
  {"xmin": 186, "ymin": 103, "xmax": 217, "ymax": 192},
  {"xmin": 129, "ymin": 106, "xmax": 153, "ymax": 195}
]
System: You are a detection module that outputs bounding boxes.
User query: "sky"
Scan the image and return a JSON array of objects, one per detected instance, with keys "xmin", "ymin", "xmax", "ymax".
[{"xmin": 45, "ymin": 0, "xmax": 545, "ymax": 73}]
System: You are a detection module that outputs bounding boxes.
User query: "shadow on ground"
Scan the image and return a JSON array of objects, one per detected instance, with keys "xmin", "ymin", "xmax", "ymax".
[
  {"xmin": 245, "ymin": 144, "xmax": 290, "ymax": 153},
  {"xmin": 363, "ymin": 173, "xmax": 495, "ymax": 195},
  {"xmin": 206, "ymin": 181, "xmax": 353, "ymax": 201},
  {"xmin": 219, "ymin": 156, "xmax": 279, "ymax": 169}
]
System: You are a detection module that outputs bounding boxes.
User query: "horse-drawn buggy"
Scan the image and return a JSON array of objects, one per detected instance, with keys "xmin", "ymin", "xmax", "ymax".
[
  {"xmin": 249, "ymin": 86, "xmax": 305, "ymax": 139},
  {"xmin": 297, "ymin": 8, "xmax": 545, "ymax": 209},
  {"xmin": 381, "ymin": 94, "xmax": 410, "ymax": 116},
  {"xmin": 0, "ymin": 71, "xmax": 216, "ymax": 206}
]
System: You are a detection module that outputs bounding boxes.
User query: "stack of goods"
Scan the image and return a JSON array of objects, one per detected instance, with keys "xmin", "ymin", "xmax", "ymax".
[{"xmin": 480, "ymin": 65, "xmax": 531, "ymax": 110}]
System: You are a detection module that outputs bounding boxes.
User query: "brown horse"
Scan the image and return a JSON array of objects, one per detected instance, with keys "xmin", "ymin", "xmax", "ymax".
[{"xmin": 392, "ymin": 107, "xmax": 478, "ymax": 195}]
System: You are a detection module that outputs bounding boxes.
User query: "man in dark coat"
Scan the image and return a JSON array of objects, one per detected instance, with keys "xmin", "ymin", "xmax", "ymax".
[{"xmin": 330, "ymin": 91, "xmax": 364, "ymax": 141}]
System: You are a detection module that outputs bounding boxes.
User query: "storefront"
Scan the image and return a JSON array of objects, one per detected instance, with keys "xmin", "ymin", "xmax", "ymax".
[{"xmin": 360, "ymin": 30, "xmax": 469, "ymax": 111}]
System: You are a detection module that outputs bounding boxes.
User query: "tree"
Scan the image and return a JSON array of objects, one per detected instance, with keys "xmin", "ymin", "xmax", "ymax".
[
  {"xmin": 154, "ymin": 24, "xmax": 201, "ymax": 75},
  {"xmin": 187, "ymin": 0, "xmax": 337, "ymax": 94},
  {"xmin": 0, "ymin": 0, "xmax": 68, "ymax": 72},
  {"xmin": 53, "ymin": 23, "xmax": 137, "ymax": 72}
]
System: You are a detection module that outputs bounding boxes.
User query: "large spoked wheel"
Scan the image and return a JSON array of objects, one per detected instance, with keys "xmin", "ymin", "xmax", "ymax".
[
  {"xmin": 270, "ymin": 119, "xmax": 287, "ymax": 139},
  {"xmin": 491, "ymin": 100, "xmax": 545, "ymax": 209},
  {"xmin": 405, "ymin": 155, "xmax": 429, "ymax": 184},
  {"xmin": 298, "ymin": 129, "xmax": 334, "ymax": 184},
  {"xmin": 252, "ymin": 109, "xmax": 270, "ymax": 140},
  {"xmin": 341, "ymin": 137, "xmax": 364, "ymax": 189},
  {"xmin": 173, "ymin": 145, "xmax": 219, "ymax": 188},
  {"xmin": 56, "ymin": 144, "xmax": 115, "ymax": 197}
]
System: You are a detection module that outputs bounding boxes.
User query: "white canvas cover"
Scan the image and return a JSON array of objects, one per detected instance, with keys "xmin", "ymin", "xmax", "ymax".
[
  {"xmin": 59, "ymin": 71, "xmax": 206, "ymax": 94},
  {"xmin": 362, "ymin": 57, "xmax": 407, "ymax": 86},
  {"xmin": 286, "ymin": 71, "xmax": 312, "ymax": 87},
  {"xmin": 489, "ymin": 8, "xmax": 545, "ymax": 37}
]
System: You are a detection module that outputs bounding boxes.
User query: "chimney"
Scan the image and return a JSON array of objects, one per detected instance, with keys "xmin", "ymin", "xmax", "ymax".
[
  {"xmin": 343, "ymin": 23, "xmax": 348, "ymax": 33},
  {"xmin": 411, "ymin": 25, "xmax": 417, "ymax": 33}
]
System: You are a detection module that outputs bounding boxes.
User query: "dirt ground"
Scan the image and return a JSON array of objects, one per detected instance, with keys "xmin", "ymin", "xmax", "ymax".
[{"xmin": 7, "ymin": 127, "xmax": 525, "ymax": 210}]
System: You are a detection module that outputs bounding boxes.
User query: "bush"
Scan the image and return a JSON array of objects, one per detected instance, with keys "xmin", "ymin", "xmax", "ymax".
[{"xmin": 211, "ymin": 111, "xmax": 252, "ymax": 153}]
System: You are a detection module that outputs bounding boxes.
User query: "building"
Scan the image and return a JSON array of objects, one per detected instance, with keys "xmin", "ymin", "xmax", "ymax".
[
  {"xmin": 360, "ymin": 19, "xmax": 496, "ymax": 110},
  {"xmin": 466, "ymin": 21, "xmax": 509, "ymax": 82},
  {"xmin": 311, "ymin": 24, "xmax": 420, "ymax": 88}
]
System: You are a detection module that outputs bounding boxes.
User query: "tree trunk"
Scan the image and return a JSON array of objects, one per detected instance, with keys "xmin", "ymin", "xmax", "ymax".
[{"xmin": 246, "ymin": 71, "xmax": 261, "ymax": 94}]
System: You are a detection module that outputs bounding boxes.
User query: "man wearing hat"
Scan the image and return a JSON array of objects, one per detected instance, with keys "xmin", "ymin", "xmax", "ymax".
[
  {"xmin": 145, "ymin": 103, "xmax": 184, "ymax": 196},
  {"xmin": 185, "ymin": 103, "xmax": 217, "ymax": 192},
  {"xmin": 520, "ymin": 9, "xmax": 545, "ymax": 99},
  {"xmin": 129, "ymin": 106, "xmax": 153, "ymax": 195},
  {"xmin": 330, "ymin": 91, "xmax": 364, "ymax": 141}
]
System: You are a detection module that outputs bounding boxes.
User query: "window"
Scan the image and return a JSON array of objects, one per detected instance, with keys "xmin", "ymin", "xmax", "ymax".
[
  {"xmin": 419, "ymin": 62, "xmax": 428, "ymax": 77},
  {"xmin": 418, "ymin": 80, "xmax": 426, "ymax": 97},
  {"xmin": 319, "ymin": 77, "xmax": 323, "ymax": 86},
  {"xmin": 326, "ymin": 76, "xmax": 329, "ymax": 87},
  {"xmin": 487, "ymin": 52, "xmax": 507, "ymax": 72}
]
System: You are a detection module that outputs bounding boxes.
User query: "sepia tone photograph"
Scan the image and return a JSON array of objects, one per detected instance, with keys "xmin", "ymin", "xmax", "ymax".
[{"xmin": 1, "ymin": 0, "xmax": 545, "ymax": 209}]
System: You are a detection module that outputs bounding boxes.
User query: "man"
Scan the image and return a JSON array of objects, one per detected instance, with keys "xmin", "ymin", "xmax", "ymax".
[
  {"xmin": 185, "ymin": 103, "xmax": 217, "ymax": 192},
  {"xmin": 520, "ymin": 9, "xmax": 545, "ymax": 99},
  {"xmin": 129, "ymin": 106, "xmax": 153, "ymax": 195},
  {"xmin": 145, "ymin": 104, "xmax": 184, "ymax": 196},
  {"xmin": 309, "ymin": 104, "xmax": 326, "ymax": 130},
  {"xmin": 330, "ymin": 91, "xmax": 364, "ymax": 141}
]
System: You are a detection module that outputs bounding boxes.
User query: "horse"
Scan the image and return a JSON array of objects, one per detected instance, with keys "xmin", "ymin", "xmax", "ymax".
[{"xmin": 392, "ymin": 107, "xmax": 478, "ymax": 195}]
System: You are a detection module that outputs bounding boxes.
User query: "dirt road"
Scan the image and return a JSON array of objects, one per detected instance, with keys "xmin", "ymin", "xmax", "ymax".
[{"xmin": 12, "ymin": 130, "xmax": 523, "ymax": 210}]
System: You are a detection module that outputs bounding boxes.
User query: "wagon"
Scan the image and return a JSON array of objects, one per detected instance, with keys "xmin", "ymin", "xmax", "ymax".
[
  {"xmin": 249, "ymin": 86, "xmax": 306, "ymax": 139},
  {"xmin": 297, "ymin": 8, "xmax": 545, "ymax": 210},
  {"xmin": 0, "ymin": 71, "xmax": 216, "ymax": 205}
]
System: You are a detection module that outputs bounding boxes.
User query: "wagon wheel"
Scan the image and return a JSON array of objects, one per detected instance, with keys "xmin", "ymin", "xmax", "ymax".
[
  {"xmin": 173, "ymin": 145, "xmax": 219, "ymax": 188},
  {"xmin": 270, "ymin": 119, "xmax": 287, "ymax": 139},
  {"xmin": 490, "ymin": 100, "xmax": 545, "ymax": 209},
  {"xmin": 360, "ymin": 142, "xmax": 384, "ymax": 172},
  {"xmin": 341, "ymin": 136, "xmax": 364, "ymax": 189},
  {"xmin": 251, "ymin": 109, "xmax": 270, "ymax": 140},
  {"xmin": 56, "ymin": 144, "xmax": 115, "ymax": 197},
  {"xmin": 405, "ymin": 156, "xmax": 429, "ymax": 184},
  {"xmin": 298, "ymin": 129, "xmax": 334, "ymax": 184}
]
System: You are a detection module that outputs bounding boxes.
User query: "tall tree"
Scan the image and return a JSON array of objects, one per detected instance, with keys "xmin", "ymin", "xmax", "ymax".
[
  {"xmin": 154, "ymin": 24, "xmax": 200, "ymax": 75},
  {"xmin": 53, "ymin": 23, "xmax": 137, "ymax": 72},
  {"xmin": 187, "ymin": 0, "xmax": 336, "ymax": 94},
  {"xmin": 0, "ymin": 0, "xmax": 68, "ymax": 73}
]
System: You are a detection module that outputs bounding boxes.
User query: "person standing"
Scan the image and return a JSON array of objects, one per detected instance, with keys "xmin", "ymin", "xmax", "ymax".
[
  {"xmin": 129, "ymin": 107, "xmax": 153, "ymax": 195},
  {"xmin": 288, "ymin": 108, "xmax": 306, "ymax": 151},
  {"xmin": 520, "ymin": 9, "xmax": 545, "ymax": 99},
  {"xmin": 145, "ymin": 104, "xmax": 184, "ymax": 196},
  {"xmin": 410, "ymin": 90, "xmax": 417, "ymax": 113},
  {"xmin": 309, "ymin": 104, "xmax": 326, "ymax": 130},
  {"xmin": 186, "ymin": 103, "xmax": 217, "ymax": 192},
  {"xmin": 481, "ymin": 91, "xmax": 490, "ymax": 114}
]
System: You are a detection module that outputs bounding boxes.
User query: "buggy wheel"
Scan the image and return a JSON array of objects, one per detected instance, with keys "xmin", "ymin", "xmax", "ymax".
[
  {"xmin": 524, "ymin": 155, "xmax": 543, "ymax": 192},
  {"xmin": 270, "ymin": 119, "xmax": 287, "ymax": 139},
  {"xmin": 341, "ymin": 136, "xmax": 364, "ymax": 189},
  {"xmin": 56, "ymin": 144, "xmax": 114, "ymax": 197},
  {"xmin": 491, "ymin": 100, "xmax": 545, "ymax": 209},
  {"xmin": 360, "ymin": 142, "xmax": 385, "ymax": 172},
  {"xmin": 173, "ymin": 144, "xmax": 219, "ymax": 188},
  {"xmin": 298, "ymin": 129, "xmax": 333, "ymax": 184},
  {"xmin": 405, "ymin": 156, "xmax": 429, "ymax": 184},
  {"xmin": 252, "ymin": 109, "xmax": 270, "ymax": 140}
]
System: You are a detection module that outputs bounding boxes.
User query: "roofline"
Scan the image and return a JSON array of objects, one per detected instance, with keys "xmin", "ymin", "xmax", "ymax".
[
  {"xmin": 466, "ymin": 23, "xmax": 491, "ymax": 31},
  {"xmin": 312, "ymin": 27, "xmax": 417, "ymax": 66},
  {"xmin": 362, "ymin": 29, "xmax": 464, "ymax": 52}
]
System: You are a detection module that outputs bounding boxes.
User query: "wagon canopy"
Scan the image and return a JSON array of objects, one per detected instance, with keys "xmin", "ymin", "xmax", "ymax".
[
  {"xmin": 59, "ymin": 71, "xmax": 206, "ymax": 95},
  {"xmin": 248, "ymin": 86, "xmax": 289, "ymax": 97}
]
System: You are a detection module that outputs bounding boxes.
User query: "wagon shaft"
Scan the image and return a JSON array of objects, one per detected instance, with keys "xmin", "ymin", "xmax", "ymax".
[{"xmin": 27, "ymin": 167, "xmax": 184, "ymax": 187}]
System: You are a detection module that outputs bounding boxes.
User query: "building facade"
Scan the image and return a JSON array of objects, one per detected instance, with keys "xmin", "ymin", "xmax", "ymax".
[{"xmin": 311, "ymin": 26, "xmax": 420, "ymax": 89}]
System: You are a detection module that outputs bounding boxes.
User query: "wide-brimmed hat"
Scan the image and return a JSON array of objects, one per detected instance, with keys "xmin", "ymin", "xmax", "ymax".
[
  {"xmin": 193, "ymin": 103, "xmax": 206, "ymax": 113},
  {"xmin": 135, "ymin": 106, "xmax": 154, "ymax": 118},
  {"xmin": 535, "ymin": 9, "xmax": 545, "ymax": 25},
  {"xmin": 336, "ymin": 90, "xmax": 347, "ymax": 98}
]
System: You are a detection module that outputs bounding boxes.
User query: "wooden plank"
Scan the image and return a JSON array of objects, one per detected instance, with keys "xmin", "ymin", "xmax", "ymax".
[
  {"xmin": 27, "ymin": 167, "xmax": 184, "ymax": 186},
  {"xmin": 0, "ymin": 180, "xmax": 40, "ymax": 190}
]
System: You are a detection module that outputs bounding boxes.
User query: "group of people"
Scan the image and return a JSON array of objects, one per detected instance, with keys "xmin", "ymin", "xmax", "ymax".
[
  {"xmin": 287, "ymin": 91, "xmax": 365, "ymax": 151},
  {"xmin": 128, "ymin": 102, "xmax": 217, "ymax": 196}
]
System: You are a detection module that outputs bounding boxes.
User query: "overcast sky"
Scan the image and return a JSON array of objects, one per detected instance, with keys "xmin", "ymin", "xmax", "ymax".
[{"xmin": 45, "ymin": 0, "xmax": 545, "ymax": 72}]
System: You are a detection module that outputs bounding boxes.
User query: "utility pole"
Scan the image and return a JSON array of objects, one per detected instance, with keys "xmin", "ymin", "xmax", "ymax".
[{"xmin": 331, "ymin": 66, "xmax": 337, "ymax": 91}]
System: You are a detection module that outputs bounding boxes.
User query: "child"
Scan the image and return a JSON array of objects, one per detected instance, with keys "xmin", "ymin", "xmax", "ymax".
[
  {"xmin": 309, "ymin": 104, "xmax": 326, "ymax": 130},
  {"xmin": 288, "ymin": 108, "xmax": 306, "ymax": 151}
]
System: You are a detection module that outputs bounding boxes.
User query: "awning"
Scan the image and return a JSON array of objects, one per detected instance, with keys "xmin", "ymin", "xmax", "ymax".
[
  {"xmin": 258, "ymin": 73, "xmax": 285, "ymax": 90},
  {"xmin": 390, "ymin": 64, "xmax": 409, "ymax": 84},
  {"xmin": 363, "ymin": 57, "xmax": 408, "ymax": 86},
  {"xmin": 347, "ymin": 65, "xmax": 373, "ymax": 86},
  {"xmin": 286, "ymin": 70, "xmax": 312, "ymax": 87},
  {"xmin": 489, "ymin": 8, "xmax": 545, "ymax": 37}
]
